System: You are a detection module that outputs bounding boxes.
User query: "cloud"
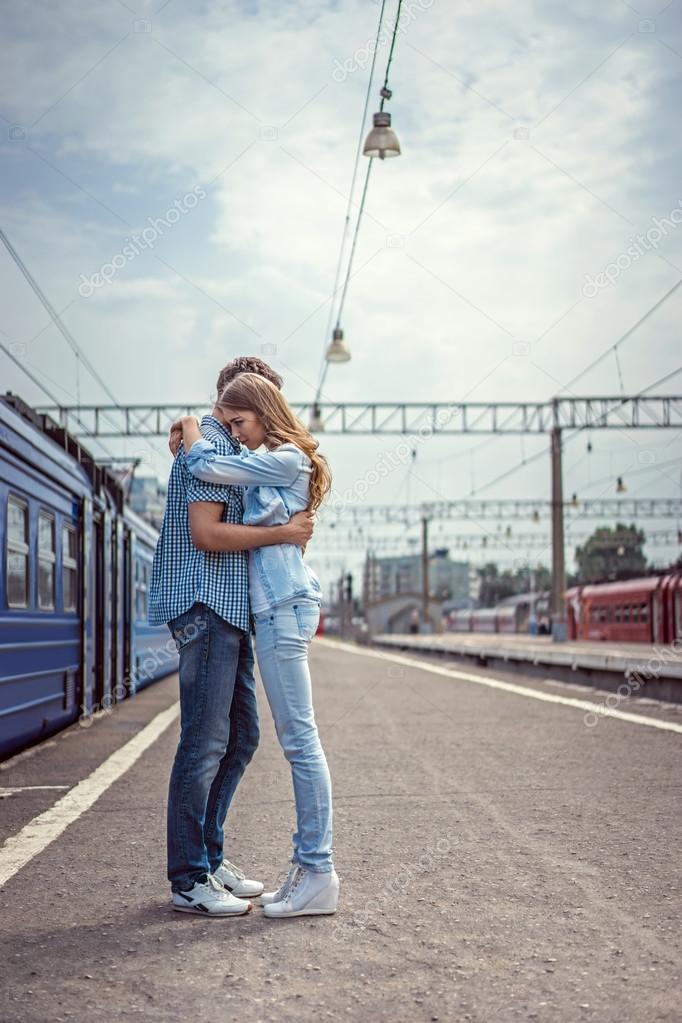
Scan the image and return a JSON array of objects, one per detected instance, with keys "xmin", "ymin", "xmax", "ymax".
[{"xmin": 1, "ymin": 0, "xmax": 681, "ymax": 580}]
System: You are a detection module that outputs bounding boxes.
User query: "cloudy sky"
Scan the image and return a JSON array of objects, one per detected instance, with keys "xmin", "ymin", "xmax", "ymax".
[{"xmin": 1, "ymin": 0, "xmax": 681, "ymax": 591}]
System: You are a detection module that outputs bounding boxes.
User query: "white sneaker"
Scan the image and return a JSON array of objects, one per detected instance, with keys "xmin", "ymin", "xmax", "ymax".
[
  {"xmin": 263, "ymin": 866, "xmax": 339, "ymax": 918},
  {"xmin": 257, "ymin": 863, "xmax": 301, "ymax": 906},
  {"xmin": 213, "ymin": 858, "xmax": 264, "ymax": 898},
  {"xmin": 171, "ymin": 874, "xmax": 252, "ymax": 916}
]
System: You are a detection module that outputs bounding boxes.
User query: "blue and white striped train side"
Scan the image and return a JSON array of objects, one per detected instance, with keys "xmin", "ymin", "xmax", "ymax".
[{"xmin": 0, "ymin": 394, "xmax": 177, "ymax": 760}]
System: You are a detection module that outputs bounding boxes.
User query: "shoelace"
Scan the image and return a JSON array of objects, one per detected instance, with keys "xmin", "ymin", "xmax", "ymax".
[
  {"xmin": 276, "ymin": 867, "xmax": 300, "ymax": 900},
  {"xmin": 281, "ymin": 866, "xmax": 306, "ymax": 904},
  {"xmin": 221, "ymin": 858, "xmax": 246, "ymax": 880},
  {"xmin": 207, "ymin": 874, "xmax": 230, "ymax": 896}
]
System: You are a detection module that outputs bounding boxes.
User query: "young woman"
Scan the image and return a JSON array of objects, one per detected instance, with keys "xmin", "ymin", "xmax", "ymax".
[{"xmin": 178, "ymin": 372, "xmax": 339, "ymax": 918}]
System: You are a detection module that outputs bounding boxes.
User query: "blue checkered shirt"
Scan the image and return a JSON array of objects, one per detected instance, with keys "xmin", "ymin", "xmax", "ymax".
[{"xmin": 148, "ymin": 415, "xmax": 250, "ymax": 631}]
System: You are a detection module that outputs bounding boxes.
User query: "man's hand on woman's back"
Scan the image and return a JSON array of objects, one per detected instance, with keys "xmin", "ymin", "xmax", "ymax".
[{"xmin": 284, "ymin": 511, "xmax": 315, "ymax": 548}]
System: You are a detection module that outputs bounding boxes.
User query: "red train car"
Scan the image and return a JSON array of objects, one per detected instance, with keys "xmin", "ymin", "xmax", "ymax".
[
  {"xmin": 446, "ymin": 593, "xmax": 550, "ymax": 635},
  {"xmin": 448, "ymin": 609, "xmax": 472, "ymax": 632},
  {"xmin": 470, "ymin": 608, "xmax": 498, "ymax": 633},
  {"xmin": 566, "ymin": 574, "xmax": 682, "ymax": 644}
]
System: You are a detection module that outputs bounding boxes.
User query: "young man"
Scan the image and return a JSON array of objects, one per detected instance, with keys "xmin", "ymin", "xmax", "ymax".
[{"xmin": 149, "ymin": 357, "xmax": 314, "ymax": 916}]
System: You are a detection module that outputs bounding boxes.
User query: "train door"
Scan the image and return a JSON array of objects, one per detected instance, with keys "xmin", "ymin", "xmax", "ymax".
[
  {"xmin": 112, "ymin": 514, "xmax": 125, "ymax": 700},
  {"xmin": 659, "ymin": 575, "xmax": 682, "ymax": 645},
  {"xmin": 80, "ymin": 496, "xmax": 95, "ymax": 717},
  {"xmin": 101, "ymin": 504, "xmax": 114, "ymax": 709},
  {"xmin": 668, "ymin": 575, "xmax": 682, "ymax": 644},
  {"xmin": 92, "ymin": 505, "xmax": 105, "ymax": 711},
  {"xmin": 651, "ymin": 589, "xmax": 662, "ymax": 643},
  {"xmin": 122, "ymin": 524, "xmax": 134, "ymax": 694}
]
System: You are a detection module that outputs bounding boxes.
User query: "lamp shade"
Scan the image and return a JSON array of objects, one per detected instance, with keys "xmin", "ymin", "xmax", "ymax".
[
  {"xmin": 326, "ymin": 327, "xmax": 351, "ymax": 363},
  {"xmin": 363, "ymin": 111, "xmax": 401, "ymax": 159},
  {"xmin": 309, "ymin": 402, "xmax": 324, "ymax": 432}
]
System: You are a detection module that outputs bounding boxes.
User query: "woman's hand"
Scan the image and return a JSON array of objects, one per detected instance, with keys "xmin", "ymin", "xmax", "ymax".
[
  {"xmin": 168, "ymin": 416, "xmax": 200, "ymax": 457},
  {"xmin": 168, "ymin": 419, "xmax": 184, "ymax": 457},
  {"xmin": 180, "ymin": 415, "xmax": 202, "ymax": 454}
]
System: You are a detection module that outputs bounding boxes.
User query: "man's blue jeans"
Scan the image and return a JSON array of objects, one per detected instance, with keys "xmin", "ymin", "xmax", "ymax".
[
  {"xmin": 166, "ymin": 603, "xmax": 260, "ymax": 892},
  {"xmin": 253, "ymin": 596, "xmax": 333, "ymax": 873}
]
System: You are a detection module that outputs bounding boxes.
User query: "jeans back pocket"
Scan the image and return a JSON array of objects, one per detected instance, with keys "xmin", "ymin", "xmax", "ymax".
[{"xmin": 293, "ymin": 601, "xmax": 320, "ymax": 642}]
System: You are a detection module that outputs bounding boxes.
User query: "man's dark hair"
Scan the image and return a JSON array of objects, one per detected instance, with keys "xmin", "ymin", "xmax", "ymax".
[{"xmin": 216, "ymin": 357, "xmax": 283, "ymax": 395}]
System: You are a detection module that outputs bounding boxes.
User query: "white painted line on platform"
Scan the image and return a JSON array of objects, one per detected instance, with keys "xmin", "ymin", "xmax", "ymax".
[
  {"xmin": 0, "ymin": 786, "xmax": 70, "ymax": 799},
  {"xmin": 0, "ymin": 701, "xmax": 180, "ymax": 888},
  {"xmin": 316, "ymin": 639, "xmax": 682, "ymax": 735}
]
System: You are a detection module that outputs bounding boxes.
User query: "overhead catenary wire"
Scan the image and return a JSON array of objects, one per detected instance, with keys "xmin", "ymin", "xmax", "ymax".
[
  {"xmin": 570, "ymin": 454, "xmax": 682, "ymax": 495},
  {"xmin": 316, "ymin": 0, "xmax": 405, "ymax": 401},
  {"xmin": 418, "ymin": 280, "xmax": 682, "ymax": 471},
  {"xmin": 1, "ymin": 339, "xmax": 68, "ymax": 409},
  {"xmin": 468, "ymin": 364, "xmax": 682, "ymax": 497},
  {"xmin": 0, "ymin": 338, "xmax": 119, "ymax": 461},
  {"xmin": 413, "ymin": 278, "xmax": 682, "ymax": 499},
  {"xmin": 315, "ymin": 0, "xmax": 389, "ymax": 402},
  {"xmin": 558, "ymin": 278, "xmax": 682, "ymax": 394},
  {"xmin": 0, "ymin": 224, "xmax": 159, "ymax": 463},
  {"xmin": 0, "ymin": 227, "xmax": 120, "ymax": 408}
]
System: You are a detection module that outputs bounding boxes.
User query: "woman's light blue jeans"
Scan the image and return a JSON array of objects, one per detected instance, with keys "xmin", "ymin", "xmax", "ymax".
[{"xmin": 253, "ymin": 596, "xmax": 333, "ymax": 873}]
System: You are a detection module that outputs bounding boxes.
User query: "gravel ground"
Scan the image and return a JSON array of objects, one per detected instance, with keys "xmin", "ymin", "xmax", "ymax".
[{"xmin": 0, "ymin": 638, "xmax": 680, "ymax": 1023}]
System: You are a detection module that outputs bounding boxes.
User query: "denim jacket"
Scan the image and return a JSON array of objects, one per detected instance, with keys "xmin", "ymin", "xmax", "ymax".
[{"xmin": 185, "ymin": 437, "xmax": 322, "ymax": 608}]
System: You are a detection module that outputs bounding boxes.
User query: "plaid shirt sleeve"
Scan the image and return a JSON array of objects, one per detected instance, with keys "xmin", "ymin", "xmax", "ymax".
[{"xmin": 179, "ymin": 450, "xmax": 236, "ymax": 505}]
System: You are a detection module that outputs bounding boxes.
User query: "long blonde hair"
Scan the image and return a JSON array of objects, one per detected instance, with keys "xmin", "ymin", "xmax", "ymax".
[{"xmin": 216, "ymin": 372, "xmax": 332, "ymax": 513}]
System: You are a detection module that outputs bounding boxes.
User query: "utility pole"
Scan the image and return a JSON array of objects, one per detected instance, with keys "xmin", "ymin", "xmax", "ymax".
[
  {"xmin": 421, "ymin": 515, "xmax": 430, "ymax": 633},
  {"xmin": 550, "ymin": 404, "xmax": 567, "ymax": 642},
  {"xmin": 337, "ymin": 570, "xmax": 346, "ymax": 638}
]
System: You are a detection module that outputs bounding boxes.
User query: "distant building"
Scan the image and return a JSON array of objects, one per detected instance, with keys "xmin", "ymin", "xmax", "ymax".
[
  {"xmin": 129, "ymin": 476, "xmax": 167, "ymax": 529},
  {"xmin": 363, "ymin": 548, "xmax": 470, "ymax": 605}
]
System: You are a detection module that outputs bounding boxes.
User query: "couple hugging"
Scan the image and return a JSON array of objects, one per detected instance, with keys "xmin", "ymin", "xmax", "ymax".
[{"xmin": 148, "ymin": 356, "xmax": 338, "ymax": 919}]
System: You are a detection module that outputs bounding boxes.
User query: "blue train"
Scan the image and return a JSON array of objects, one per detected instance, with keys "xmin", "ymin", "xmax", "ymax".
[{"xmin": 0, "ymin": 393, "xmax": 177, "ymax": 760}]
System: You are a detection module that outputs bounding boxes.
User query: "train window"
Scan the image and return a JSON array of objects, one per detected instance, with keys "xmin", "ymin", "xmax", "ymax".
[
  {"xmin": 632, "ymin": 604, "xmax": 639, "ymax": 623},
  {"xmin": 62, "ymin": 525, "xmax": 78, "ymax": 612},
  {"xmin": 640, "ymin": 602, "xmax": 649, "ymax": 622},
  {"xmin": 614, "ymin": 606, "xmax": 621, "ymax": 623},
  {"xmin": 38, "ymin": 511, "xmax": 56, "ymax": 610},
  {"xmin": 7, "ymin": 496, "xmax": 29, "ymax": 608},
  {"xmin": 623, "ymin": 606, "xmax": 630, "ymax": 623}
]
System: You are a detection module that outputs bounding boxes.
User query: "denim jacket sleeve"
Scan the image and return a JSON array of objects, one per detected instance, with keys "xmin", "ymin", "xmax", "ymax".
[{"xmin": 185, "ymin": 437, "xmax": 302, "ymax": 487}]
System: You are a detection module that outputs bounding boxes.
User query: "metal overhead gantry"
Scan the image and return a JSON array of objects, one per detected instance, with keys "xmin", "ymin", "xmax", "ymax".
[
  {"xmin": 318, "ymin": 498, "xmax": 682, "ymax": 526},
  {"xmin": 311, "ymin": 528, "xmax": 681, "ymax": 553},
  {"xmin": 33, "ymin": 393, "xmax": 682, "ymax": 643},
  {"xmin": 34, "ymin": 395, "xmax": 682, "ymax": 437}
]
